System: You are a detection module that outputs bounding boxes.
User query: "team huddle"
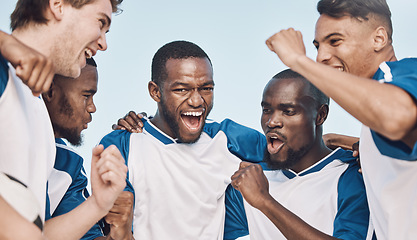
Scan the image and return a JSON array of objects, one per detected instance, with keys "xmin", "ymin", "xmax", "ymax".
[{"xmin": 0, "ymin": 0, "xmax": 416, "ymax": 240}]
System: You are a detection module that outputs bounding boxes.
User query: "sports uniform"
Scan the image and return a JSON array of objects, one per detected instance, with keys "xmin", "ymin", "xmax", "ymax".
[
  {"xmin": 0, "ymin": 54, "xmax": 55, "ymax": 222},
  {"xmin": 46, "ymin": 138, "xmax": 104, "ymax": 239},
  {"xmin": 225, "ymin": 148, "xmax": 374, "ymax": 240},
  {"xmin": 360, "ymin": 58, "xmax": 417, "ymax": 240},
  {"xmin": 100, "ymin": 118, "xmax": 265, "ymax": 240},
  {"xmin": 0, "ymin": 172, "xmax": 43, "ymax": 230}
]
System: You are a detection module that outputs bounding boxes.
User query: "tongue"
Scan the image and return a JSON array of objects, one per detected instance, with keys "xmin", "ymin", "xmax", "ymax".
[
  {"xmin": 182, "ymin": 115, "xmax": 200, "ymax": 130},
  {"xmin": 267, "ymin": 139, "xmax": 283, "ymax": 154}
]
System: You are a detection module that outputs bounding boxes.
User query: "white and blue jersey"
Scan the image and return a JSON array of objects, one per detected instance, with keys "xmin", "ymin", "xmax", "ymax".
[
  {"xmin": 360, "ymin": 58, "xmax": 417, "ymax": 240},
  {"xmin": 46, "ymin": 138, "xmax": 104, "ymax": 240},
  {"xmin": 225, "ymin": 148, "xmax": 374, "ymax": 240},
  {"xmin": 0, "ymin": 54, "xmax": 55, "ymax": 222},
  {"xmin": 100, "ymin": 118, "xmax": 265, "ymax": 240}
]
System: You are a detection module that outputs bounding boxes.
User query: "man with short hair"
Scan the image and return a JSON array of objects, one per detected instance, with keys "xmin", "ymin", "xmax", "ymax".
[
  {"xmin": 0, "ymin": 0, "xmax": 127, "ymax": 238},
  {"xmin": 266, "ymin": 0, "xmax": 417, "ymax": 238},
  {"xmin": 229, "ymin": 69, "xmax": 373, "ymax": 240},
  {"xmin": 100, "ymin": 40, "xmax": 266, "ymax": 240},
  {"xmin": 44, "ymin": 58, "xmax": 133, "ymax": 240}
]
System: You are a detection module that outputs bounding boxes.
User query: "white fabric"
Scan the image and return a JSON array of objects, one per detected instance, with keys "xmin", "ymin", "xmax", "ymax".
[{"xmin": 0, "ymin": 64, "xmax": 55, "ymax": 222}]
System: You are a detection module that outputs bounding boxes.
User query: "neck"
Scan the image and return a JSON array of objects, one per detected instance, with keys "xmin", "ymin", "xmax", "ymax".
[
  {"xmin": 149, "ymin": 110, "xmax": 175, "ymax": 139},
  {"xmin": 290, "ymin": 138, "xmax": 332, "ymax": 174}
]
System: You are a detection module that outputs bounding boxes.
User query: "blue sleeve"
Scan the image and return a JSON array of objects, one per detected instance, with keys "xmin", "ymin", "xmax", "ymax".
[
  {"xmin": 50, "ymin": 156, "xmax": 104, "ymax": 239},
  {"xmin": 100, "ymin": 130, "xmax": 134, "ymax": 193},
  {"xmin": 333, "ymin": 162, "xmax": 373, "ymax": 239},
  {"xmin": 205, "ymin": 119, "xmax": 266, "ymax": 163},
  {"xmin": 224, "ymin": 185, "xmax": 249, "ymax": 240},
  {"xmin": 0, "ymin": 54, "xmax": 9, "ymax": 97},
  {"xmin": 371, "ymin": 58, "xmax": 417, "ymax": 161}
]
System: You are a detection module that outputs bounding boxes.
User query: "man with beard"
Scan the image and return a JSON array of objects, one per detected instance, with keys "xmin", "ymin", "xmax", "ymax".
[
  {"xmin": 100, "ymin": 40, "xmax": 266, "ymax": 240},
  {"xmin": 230, "ymin": 69, "xmax": 373, "ymax": 240},
  {"xmin": 43, "ymin": 58, "xmax": 132, "ymax": 240},
  {"xmin": 266, "ymin": 0, "xmax": 417, "ymax": 238},
  {"xmin": 0, "ymin": 0, "xmax": 126, "ymax": 238}
]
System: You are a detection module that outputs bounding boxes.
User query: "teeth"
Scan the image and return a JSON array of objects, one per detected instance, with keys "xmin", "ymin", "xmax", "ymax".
[
  {"xmin": 85, "ymin": 49, "xmax": 93, "ymax": 59},
  {"xmin": 182, "ymin": 112, "xmax": 202, "ymax": 117},
  {"xmin": 337, "ymin": 67, "xmax": 343, "ymax": 72}
]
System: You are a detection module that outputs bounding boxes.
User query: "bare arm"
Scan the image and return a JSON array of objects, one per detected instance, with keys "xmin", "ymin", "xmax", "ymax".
[
  {"xmin": 44, "ymin": 145, "xmax": 127, "ymax": 240},
  {"xmin": 0, "ymin": 30, "xmax": 54, "ymax": 96},
  {"xmin": 231, "ymin": 162, "xmax": 338, "ymax": 240},
  {"xmin": 266, "ymin": 29, "xmax": 417, "ymax": 144},
  {"xmin": 323, "ymin": 133, "xmax": 359, "ymax": 151},
  {"xmin": 0, "ymin": 196, "xmax": 44, "ymax": 240}
]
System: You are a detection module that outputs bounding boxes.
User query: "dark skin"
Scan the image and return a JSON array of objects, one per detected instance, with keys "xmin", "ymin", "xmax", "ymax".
[
  {"xmin": 43, "ymin": 65, "xmax": 133, "ymax": 240},
  {"xmin": 231, "ymin": 77, "xmax": 339, "ymax": 240}
]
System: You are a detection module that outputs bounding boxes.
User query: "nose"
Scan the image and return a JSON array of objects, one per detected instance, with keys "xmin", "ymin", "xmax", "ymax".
[
  {"xmin": 97, "ymin": 33, "xmax": 108, "ymax": 51},
  {"xmin": 188, "ymin": 89, "xmax": 204, "ymax": 107},
  {"xmin": 87, "ymin": 100, "xmax": 96, "ymax": 114},
  {"xmin": 267, "ymin": 112, "xmax": 283, "ymax": 129},
  {"xmin": 316, "ymin": 45, "xmax": 331, "ymax": 64}
]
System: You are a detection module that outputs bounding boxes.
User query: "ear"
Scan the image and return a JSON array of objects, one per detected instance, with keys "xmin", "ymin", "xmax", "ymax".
[
  {"xmin": 373, "ymin": 26, "xmax": 389, "ymax": 52},
  {"xmin": 42, "ymin": 81, "xmax": 55, "ymax": 102},
  {"xmin": 148, "ymin": 81, "xmax": 161, "ymax": 102},
  {"xmin": 48, "ymin": 0, "xmax": 65, "ymax": 21},
  {"xmin": 316, "ymin": 104, "xmax": 329, "ymax": 126}
]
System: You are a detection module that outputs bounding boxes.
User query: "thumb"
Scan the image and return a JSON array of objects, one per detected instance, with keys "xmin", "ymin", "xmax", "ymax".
[{"xmin": 92, "ymin": 144, "xmax": 104, "ymax": 165}]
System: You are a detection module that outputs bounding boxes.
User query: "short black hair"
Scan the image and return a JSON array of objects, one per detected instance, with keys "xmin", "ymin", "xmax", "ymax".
[
  {"xmin": 272, "ymin": 69, "xmax": 329, "ymax": 106},
  {"xmin": 151, "ymin": 40, "xmax": 212, "ymax": 86},
  {"xmin": 317, "ymin": 0, "xmax": 392, "ymax": 41}
]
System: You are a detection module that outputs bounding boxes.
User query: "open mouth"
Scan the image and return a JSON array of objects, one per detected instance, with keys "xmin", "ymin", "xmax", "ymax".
[
  {"xmin": 181, "ymin": 111, "xmax": 204, "ymax": 132},
  {"xmin": 267, "ymin": 134, "xmax": 284, "ymax": 154},
  {"xmin": 85, "ymin": 48, "xmax": 93, "ymax": 59}
]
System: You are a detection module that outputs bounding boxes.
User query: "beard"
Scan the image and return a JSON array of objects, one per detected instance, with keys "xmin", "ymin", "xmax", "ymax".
[
  {"xmin": 263, "ymin": 144, "xmax": 309, "ymax": 171},
  {"xmin": 52, "ymin": 94, "xmax": 83, "ymax": 146},
  {"xmin": 160, "ymin": 98, "xmax": 206, "ymax": 144}
]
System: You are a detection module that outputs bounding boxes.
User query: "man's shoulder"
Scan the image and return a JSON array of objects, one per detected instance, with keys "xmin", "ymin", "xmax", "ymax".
[{"xmin": 0, "ymin": 54, "xmax": 9, "ymax": 97}]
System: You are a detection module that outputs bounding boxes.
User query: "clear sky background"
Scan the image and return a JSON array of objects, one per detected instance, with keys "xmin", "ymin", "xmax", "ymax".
[{"xmin": 1, "ymin": 1, "xmax": 416, "ymax": 238}]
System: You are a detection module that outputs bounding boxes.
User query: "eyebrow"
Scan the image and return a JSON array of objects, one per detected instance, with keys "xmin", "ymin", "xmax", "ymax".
[
  {"xmin": 261, "ymin": 101, "xmax": 296, "ymax": 109},
  {"xmin": 171, "ymin": 80, "xmax": 215, "ymax": 88},
  {"xmin": 313, "ymin": 33, "xmax": 343, "ymax": 45},
  {"xmin": 83, "ymin": 89, "xmax": 97, "ymax": 94}
]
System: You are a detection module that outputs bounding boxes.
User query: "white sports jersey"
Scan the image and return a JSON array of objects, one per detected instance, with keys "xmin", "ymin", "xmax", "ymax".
[
  {"xmin": 241, "ymin": 148, "xmax": 373, "ymax": 240},
  {"xmin": 100, "ymin": 118, "xmax": 265, "ymax": 240},
  {"xmin": 0, "ymin": 172, "xmax": 43, "ymax": 230},
  {"xmin": 0, "ymin": 56, "xmax": 55, "ymax": 222},
  {"xmin": 360, "ymin": 58, "xmax": 417, "ymax": 240}
]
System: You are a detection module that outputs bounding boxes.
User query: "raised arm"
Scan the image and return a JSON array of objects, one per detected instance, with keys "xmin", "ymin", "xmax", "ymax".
[
  {"xmin": 0, "ymin": 30, "xmax": 54, "ymax": 96},
  {"xmin": 266, "ymin": 29, "xmax": 417, "ymax": 144}
]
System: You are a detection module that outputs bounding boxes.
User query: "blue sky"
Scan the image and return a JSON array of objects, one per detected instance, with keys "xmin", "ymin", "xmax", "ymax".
[{"xmin": 1, "ymin": 1, "xmax": 416, "ymax": 237}]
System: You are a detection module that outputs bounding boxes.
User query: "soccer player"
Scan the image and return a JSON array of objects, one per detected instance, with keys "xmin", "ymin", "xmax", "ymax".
[
  {"xmin": 100, "ymin": 40, "xmax": 266, "ymax": 240},
  {"xmin": 43, "ymin": 58, "xmax": 133, "ymax": 240},
  {"xmin": 266, "ymin": 0, "xmax": 417, "ymax": 238},
  {"xmin": 229, "ymin": 70, "xmax": 373, "ymax": 239},
  {"xmin": 0, "ymin": 0, "xmax": 126, "ymax": 238}
]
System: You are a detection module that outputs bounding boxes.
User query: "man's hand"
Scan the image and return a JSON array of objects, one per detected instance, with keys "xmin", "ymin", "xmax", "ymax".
[
  {"xmin": 231, "ymin": 162, "xmax": 271, "ymax": 209},
  {"xmin": 0, "ymin": 31, "xmax": 54, "ymax": 96},
  {"xmin": 105, "ymin": 191, "xmax": 134, "ymax": 240},
  {"xmin": 112, "ymin": 111, "xmax": 146, "ymax": 133},
  {"xmin": 265, "ymin": 28, "xmax": 307, "ymax": 69},
  {"xmin": 90, "ymin": 145, "xmax": 128, "ymax": 213}
]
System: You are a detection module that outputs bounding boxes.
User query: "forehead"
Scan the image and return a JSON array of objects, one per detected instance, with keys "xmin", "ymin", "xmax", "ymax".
[
  {"xmin": 70, "ymin": 65, "xmax": 98, "ymax": 89},
  {"xmin": 77, "ymin": 0, "xmax": 113, "ymax": 21},
  {"xmin": 263, "ymin": 78, "xmax": 308, "ymax": 102},
  {"xmin": 315, "ymin": 14, "xmax": 370, "ymax": 41},
  {"xmin": 165, "ymin": 57, "xmax": 213, "ymax": 83}
]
